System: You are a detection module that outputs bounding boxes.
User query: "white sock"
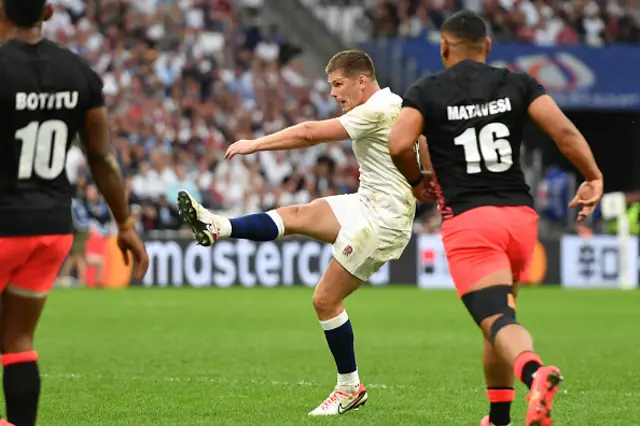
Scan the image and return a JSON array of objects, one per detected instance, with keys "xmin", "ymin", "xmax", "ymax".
[{"xmin": 216, "ymin": 216, "xmax": 232, "ymax": 238}]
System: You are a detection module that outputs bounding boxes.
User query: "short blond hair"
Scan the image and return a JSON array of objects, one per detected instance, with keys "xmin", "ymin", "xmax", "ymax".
[{"xmin": 325, "ymin": 50, "xmax": 376, "ymax": 79}]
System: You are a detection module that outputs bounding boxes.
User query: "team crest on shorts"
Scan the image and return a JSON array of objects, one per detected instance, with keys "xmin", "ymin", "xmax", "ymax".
[{"xmin": 343, "ymin": 245, "xmax": 353, "ymax": 257}]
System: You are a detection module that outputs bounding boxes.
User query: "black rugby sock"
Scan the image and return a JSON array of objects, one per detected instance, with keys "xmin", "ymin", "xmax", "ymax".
[
  {"xmin": 487, "ymin": 387, "xmax": 513, "ymax": 426},
  {"xmin": 3, "ymin": 352, "xmax": 40, "ymax": 426}
]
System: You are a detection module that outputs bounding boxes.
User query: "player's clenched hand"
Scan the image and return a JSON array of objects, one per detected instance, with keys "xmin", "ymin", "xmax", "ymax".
[
  {"xmin": 569, "ymin": 178, "xmax": 603, "ymax": 223},
  {"xmin": 224, "ymin": 139, "xmax": 258, "ymax": 160},
  {"xmin": 412, "ymin": 171, "xmax": 437, "ymax": 203},
  {"xmin": 117, "ymin": 229, "xmax": 150, "ymax": 279}
]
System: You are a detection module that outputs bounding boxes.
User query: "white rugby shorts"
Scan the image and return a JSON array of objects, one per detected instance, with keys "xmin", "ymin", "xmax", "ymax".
[{"xmin": 324, "ymin": 193, "xmax": 412, "ymax": 281}]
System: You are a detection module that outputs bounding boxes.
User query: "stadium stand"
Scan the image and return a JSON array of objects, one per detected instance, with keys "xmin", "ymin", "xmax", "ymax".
[{"xmin": 302, "ymin": 0, "xmax": 640, "ymax": 45}]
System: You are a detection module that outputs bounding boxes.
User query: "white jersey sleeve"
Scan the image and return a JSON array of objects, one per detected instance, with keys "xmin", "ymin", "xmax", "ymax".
[{"xmin": 338, "ymin": 103, "xmax": 381, "ymax": 140}]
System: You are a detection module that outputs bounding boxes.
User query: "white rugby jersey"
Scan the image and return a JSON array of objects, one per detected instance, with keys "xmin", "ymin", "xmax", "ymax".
[{"xmin": 338, "ymin": 88, "xmax": 416, "ymax": 229}]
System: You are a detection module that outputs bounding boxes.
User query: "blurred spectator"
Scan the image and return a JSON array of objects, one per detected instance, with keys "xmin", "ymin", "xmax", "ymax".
[
  {"xmin": 361, "ymin": 0, "xmax": 640, "ymax": 45},
  {"xmin": 57, "ymin": 197, "xmax": 105, "ymax": 288},
  {"xmin": 165, "ymin": 164, "xmax": 201, "ymax": 203},
  {"xmin": 154, "ymin": 194, "xmax": 182, "ymax": 230},
  {"xmin": 84, "ymin": 185, "xmax": 114, "ymax": 235}
]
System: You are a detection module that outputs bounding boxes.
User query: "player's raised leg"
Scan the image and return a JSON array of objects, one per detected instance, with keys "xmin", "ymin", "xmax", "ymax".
[
  {"xmin": 177, "ymin": 189, "xmax": 341, "ymax": 245},
  {"xmin": 308, "ymin": 259, "xmax": 367, "ymax": 416}
]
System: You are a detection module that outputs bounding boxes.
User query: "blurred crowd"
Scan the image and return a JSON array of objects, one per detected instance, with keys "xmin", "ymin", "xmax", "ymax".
[
  {"xmin": 366, "ymin": 0, "xmax": 640, "ymax": 45},
  {"xmin": 54, "ymin": 0, "xmax": 367, "ymax": 235}
]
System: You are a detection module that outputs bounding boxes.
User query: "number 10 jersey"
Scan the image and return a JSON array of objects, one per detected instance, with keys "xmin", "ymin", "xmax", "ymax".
[{"xmin": 0, "ymin": 38, "xmax": 105, "ymax": 236}]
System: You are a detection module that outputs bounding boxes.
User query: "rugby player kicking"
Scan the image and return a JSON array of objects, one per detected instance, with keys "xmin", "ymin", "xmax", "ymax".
[
  {"xmin": 178, "ymin": 49, "xmax": 433, "ymax": 415},
  {"xmin": 0, "ymin": 1, "xmax": 149, "ymax": 424},
  {"xmin": 388, "ymin": 10, "xmax": 603, "ymax": 426}
]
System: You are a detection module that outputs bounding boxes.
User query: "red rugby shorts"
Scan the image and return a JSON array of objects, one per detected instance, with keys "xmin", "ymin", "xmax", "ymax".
[
  {"xmin": 0, "ymin": 234, "xmax": 73, "ymax": 297},
  {"xmin": 441, "ymin": 206, "xmax": 539, "ymax": 296}
]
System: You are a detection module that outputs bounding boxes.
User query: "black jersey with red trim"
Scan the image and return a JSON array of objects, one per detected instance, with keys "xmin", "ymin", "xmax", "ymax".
[
  {"xmin": 0, "ymin": 39, "xmax": 105, "ymax": 236},
  {"xmin": 403, "ymin": 59, "xmax": 546, "ymax": 219}
]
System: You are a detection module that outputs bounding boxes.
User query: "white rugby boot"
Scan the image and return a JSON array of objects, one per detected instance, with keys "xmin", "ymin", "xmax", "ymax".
[
  {"xmin": 308, "ymin": 383, "xmax": 368, "ymax": 416},
  {"xmin": 176, "ymin": 189, "xmax": 226, "ymax": 246}
]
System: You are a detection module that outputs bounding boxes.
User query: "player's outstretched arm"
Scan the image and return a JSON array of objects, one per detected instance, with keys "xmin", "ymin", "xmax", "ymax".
[
  {"xmin": 528, "ymin": 94, "xmax": 604, "ymax": 221},
  {"xmin": 81, "ymin": 107, "xmax": 149, "ymax": 278},
  {"xmin": 224, "ymin": 119, "xmax": 349, "ymax": 160}
]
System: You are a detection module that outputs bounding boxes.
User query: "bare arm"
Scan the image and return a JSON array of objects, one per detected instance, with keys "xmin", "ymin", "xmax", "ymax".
[
  {"xmin": 225, "ymin": 118, "xmax": 350, "ymax": 159},
  {"xmin": 528, "ymin": 95, "xmax": 602, "ymax": 181},
  {"xmin": 389, "ymin": 107, "xmax": 425, "ymax": 185},
  {"xmin": 256, "ymin": 119, "xmax": 349, "ymax": 151},
  {"xmin": 81, "ymin": 107, "xmax": 130, "ymax": 225}
]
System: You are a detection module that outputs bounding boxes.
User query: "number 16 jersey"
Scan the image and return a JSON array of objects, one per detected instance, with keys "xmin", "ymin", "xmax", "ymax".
[
  {"xmin": 0, "ymin": 38, "xmax": 105, "ymax": 236},
  {"xmin": 402, "ymin": 59, "xmax": 546, "ymax": 219}
]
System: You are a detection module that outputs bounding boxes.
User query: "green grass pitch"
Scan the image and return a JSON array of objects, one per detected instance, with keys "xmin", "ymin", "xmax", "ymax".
[{"xmin": 31, "ymin": 286, "xmax": 640, "ymax": 425}]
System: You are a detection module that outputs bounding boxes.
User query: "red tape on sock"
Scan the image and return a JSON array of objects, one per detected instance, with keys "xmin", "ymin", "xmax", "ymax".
[
  {"xmin": 486, "ymin": 388, "xmax": 515, "ymax": 403},
  {"xmin": 513, "ymin": 351, "xmax": 542, "ymax": 381},
  {"xmin": 2, "ymin": 351, "xmax": 38, "ymax": 367}
]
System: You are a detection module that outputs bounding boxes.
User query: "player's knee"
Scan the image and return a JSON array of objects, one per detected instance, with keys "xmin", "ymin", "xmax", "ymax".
[
  {"xmin": 488, "ymin": 312, "xmax": 518, "ymax": 343},
  {"xmin": 312, "ymin": 292, "xmax": 339, "ymax": 318},
  {"xmin": 311, "ymin": 292, "xmax": 328, "ymax": 315},
  {"xmin": 461, "ymin": 285, "xmax": 518, "ymax": 343}
]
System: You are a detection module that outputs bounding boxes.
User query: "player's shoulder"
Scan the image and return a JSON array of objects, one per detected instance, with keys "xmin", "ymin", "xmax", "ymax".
[
  {"xmin": 368, "ymin": 87, "xmax": 402, "ymax": 110},
  {"xmin": 498, "ymin": 68, "xmax": 547, "ymax": 105},
  {"xmin": 0, "ymin": 39, "xmax": 97, "ymax": 76},
  {"xmin": 409, "ymin": 72, "xmax": 442, "ymax": 91},
  {"xmin": 349, "ymin": 87, "xmax": 402, "ymax": 118},
  {"xmin": 404, "ymin": 72, "xmax": 446, "ymax": 105},
  {"xmin": 501, "ymin": 68, "xmax": 538, "ymax": 87}
]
